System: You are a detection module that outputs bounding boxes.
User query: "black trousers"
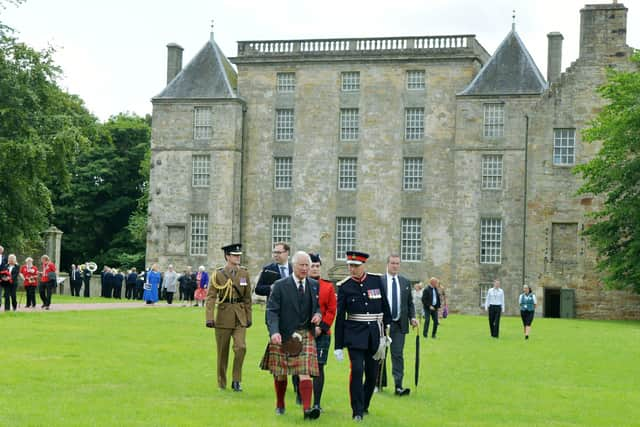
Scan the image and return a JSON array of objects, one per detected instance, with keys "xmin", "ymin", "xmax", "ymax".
[
  {"xmin": 423, "ymin": 308, "xmax": 439, "ymax": 338},
  {"xmin": 389, "ymin": 321, "xmax": 406, "ymax": 389},
  {"xmin": 26, "ymin": 286, "xmax": 37, "ymax": 307},
  {"xmin": 166, "ymin": 291, "xmax": 174, "ymax": 304},
  {"xmin": 71, "ymin": 280, "xmax": 82, "ymax": 296},
  {"xmin": 39, "ymin": 282, "xmax": 53, "ymax": 307},
  {"xmin": 125, "ymin": 283, "xmax": 135, "ymax": 299},
  {"xmin": 83, "ymin": 279, "xmax": 90, "ymax": 297},
  {"xmin": 347, "ymin": 348, "xmax": 378, "ymax": 418},
  {"xmin": 2, "ymin": 283, "xmax": 17, "ymax": 310},
  {"xmin": 113, "ymin": 285, "xmax": 122, "ymax": 299},
  {"xmin": 488, "ymin": 305, "xmax": 502, "ymax": 337}
]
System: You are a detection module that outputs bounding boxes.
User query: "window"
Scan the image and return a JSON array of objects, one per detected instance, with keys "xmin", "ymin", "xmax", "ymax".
[
  {"xmin": 338, "ymin": 158, "xmax": 358, "ymax": 190},
  {"xmin": 403, "ymin": 157, "xmax": 423, "ymax": 190},
  {"xmin": 275, "ymin": 109, "xmax": 294, "ymax": 141},
  {"xmin": 480, "ymin": 218, "xmax": 502, "ymax": 264},
  {"xmin": 401, "ymin": 218, "xmax": 422, "ymax": 261},
  {"xmin": 481, "ymin": 155, "xmax": 503, "ymax": 190},
  {"xmin": 194, "ymin": 107, "xmax": 212, "ymax": 140},
  {"xmin": 192, "ymin": 155, "xmax": 210, "ymax": 187},
  {"xmin": 405, "ymin": 108, "xmax": 424, "ymax": 140},
  {"xmin": 553, "ymin": 128, "xmax": 576, "ymax": 166},
  {"xmin": 336, "ymin": 217, "xmax": 356, "ymax": 260},
  {"xmin": 479, "ymin": 283, "xmax": 491, "ymax": 307},
  {"xmin": 190, "ymin": 214, "xmax": 208, "ymax": 256},
  {"xmin": 274, "ymin": 157, "xmax": 292, "ymax": 189},
  {"xmin": 340, "ymin": 108, "xmax": 359, "ymax": 141},
  {"xmin": 276, "ymin": 72, "xmax": 296, "ymax": 92},
  {"xmin": 272, "ymin": 216, "xmax": 291, "ymax": 248},
  {"xmin": 483, "ymin": 103, "xmax": 504, "ymax": 138},
  {"xmin": 341, "ymin": 71, "xmax": 360, "ymax": 91},
  {"xmin": 407, "ymin": 70, "xmax": 425, "ymax": 90}
]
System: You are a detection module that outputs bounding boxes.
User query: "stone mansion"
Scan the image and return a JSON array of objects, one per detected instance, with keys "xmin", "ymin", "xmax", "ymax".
[{"xmin": 147, "ymin": 2, "xmax": 640, "ymax": 319}]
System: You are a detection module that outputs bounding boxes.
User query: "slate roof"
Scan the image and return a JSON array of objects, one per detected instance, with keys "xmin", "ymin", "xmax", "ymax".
[
  {"xmin": 459, "ymin": 27, "xmax": 547, "ymax": 96},
  {"xmin": 155, "ymin": 37, "xmax": 237, "ymax": 100}
]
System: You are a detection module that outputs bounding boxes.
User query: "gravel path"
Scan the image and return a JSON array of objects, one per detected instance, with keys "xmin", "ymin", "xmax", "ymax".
[{"xmin": 10, "ymin": 302, "xmax": 195, "ymax": 312}]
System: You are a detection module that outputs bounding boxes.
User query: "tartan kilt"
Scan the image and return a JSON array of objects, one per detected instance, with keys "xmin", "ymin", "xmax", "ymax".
[{"xmin": 260, "ymin": 330, "xmax": 319, "ymax": 377}]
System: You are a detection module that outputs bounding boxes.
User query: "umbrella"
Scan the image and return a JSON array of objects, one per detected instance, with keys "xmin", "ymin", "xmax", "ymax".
[{"xmin": 414, "ymin": 318, "xmax": 420, "ymax": 388}]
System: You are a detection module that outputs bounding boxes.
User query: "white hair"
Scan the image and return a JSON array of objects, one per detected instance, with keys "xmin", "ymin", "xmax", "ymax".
[
  {"xmin": 291, "ymin": 251, "xmax": 311, "ymax": 265},
  {"xmin": 198, "ymin": 265, "xmax": 205, "ymax": 272}
]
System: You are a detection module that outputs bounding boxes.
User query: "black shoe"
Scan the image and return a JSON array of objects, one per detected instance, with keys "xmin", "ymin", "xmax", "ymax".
[
  {"xmin": 525, "ymin": 335, "xmax": 529, "ymax": 340},
  {"xmin": 312, "ymin": 404, "xmax": 323, "ymax": 413},
  {"xmin": 395, "ymin": 387, "xmax": 410, "ymax": 396},
  {"xmin": 431, "ymin": 335, "xmax": 436, "ymax": 339},
  {"xmin": 275, "ymin": 407, "xmax": 285, "ymax": 415},
  {"xmin": 303, "ymin": 407, "xmax": 320, "ymax": 420},
  {"xmin": 231, "ymin": 381, "xmax": 242, "ymax": 392},
  {"xmin": 353, "ymin": 415, "xmax": 363, "ymax": 422}
]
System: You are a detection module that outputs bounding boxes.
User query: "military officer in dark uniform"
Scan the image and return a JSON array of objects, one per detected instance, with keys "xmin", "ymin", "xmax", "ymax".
[
  {"xmin": 334, "ymin": 251, "xmax": 392, "ymax": 422},
  {"xmin": 205, "ymin": 243, "xmax": 253, "ymax": 391}
]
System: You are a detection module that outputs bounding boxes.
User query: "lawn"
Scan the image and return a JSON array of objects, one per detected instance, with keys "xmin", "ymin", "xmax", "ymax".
[{"xmin": 1, "ymin": 306, "xmax": 639, "ymax": 426}]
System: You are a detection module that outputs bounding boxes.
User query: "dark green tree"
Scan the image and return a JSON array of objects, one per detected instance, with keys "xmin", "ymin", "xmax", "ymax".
[
  {"xmin": 0, "ymin": 24, "xmax": 98, "ymax": 253},
  {"xmin": 54, "ymin": 114, "xmax": 150, "ymax": 270},
  {"xmin": 575, "ymin": 51, "xmax": 640, "ymax": 294}
]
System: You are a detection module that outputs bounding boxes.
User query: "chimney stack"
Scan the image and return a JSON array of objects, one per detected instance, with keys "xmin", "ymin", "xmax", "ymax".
[
  {"xmin": 166, "ymin": 43, "xmax": 184, "ymax": 84},
  {"xmin": 546, "ymin": 32, "xmax": 563, "ymax": 85},
  {"xmin": 579, "ymin": 3, "xmax": 628, "ymax": 62}
]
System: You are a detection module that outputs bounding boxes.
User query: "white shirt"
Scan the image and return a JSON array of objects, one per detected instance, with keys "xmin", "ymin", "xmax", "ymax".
[
  {"xmin": 385, "ymin": 273, "xmax": 400, "ymax": 319},
  {"xmin": 485, "ymin": 287, "xmax": 505, "ymax": 312},
  {"xmin": 278, "ymin": 264, "xmax": 289, "ymax": 278},
  {"xmin": 292, "ymin": 274, "xmax": 305, "ymax": 293}
]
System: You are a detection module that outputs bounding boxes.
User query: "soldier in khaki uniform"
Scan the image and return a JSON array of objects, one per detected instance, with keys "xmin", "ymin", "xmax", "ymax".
[{"xmin": 205, "ymin": 243, "xmax": 253, "ymax": 391}]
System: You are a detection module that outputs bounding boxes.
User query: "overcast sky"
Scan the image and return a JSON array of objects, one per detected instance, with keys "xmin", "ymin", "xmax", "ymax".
[{"xmin": 2, "ymin": 0, "xmax": 638, "ymax": 121}]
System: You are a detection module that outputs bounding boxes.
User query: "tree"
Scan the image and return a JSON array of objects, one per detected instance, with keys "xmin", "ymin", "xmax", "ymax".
[
  {"xmin": 575, "ymin": 51, "xmax": 640, "ymax": 294},
  {"xmin": 54, "ymin": 114, "xmax": 150, "ymax": 270},
  {"xmin": 0, "ymin": 25, "xmax": 98, "ymax": 253}
]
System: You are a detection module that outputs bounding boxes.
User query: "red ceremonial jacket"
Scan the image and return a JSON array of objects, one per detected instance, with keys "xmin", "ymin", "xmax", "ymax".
[
  {"xmin": 317, "ymin": 278, "xmax": 337, "ymax": 335},
  {"xmin": 40, "ymin": 262, "xmax": 56, "ymax": 283},
  {"xmin": 21, "ymin": 265, "xmax": 39, "ymax": 287}
]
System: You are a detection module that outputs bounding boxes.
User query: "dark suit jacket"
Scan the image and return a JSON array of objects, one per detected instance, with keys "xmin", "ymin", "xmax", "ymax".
[
  {"xmin": 421, "ymin": 285, "xmax": 441, "ymax": 311},
  {"xmin": 0, "ymin": 254, "xmax": 7, "ymax": 270},
  {"xmin": 70, "ymin": 268, "xmax": 82, "ymax": 284},
  {"xmin": 381, "ymin": 274, "xmax": 415, "ymax": 334},
  {"xmin": 1, "ymin": 263, "xmax": 20, "ymax": 285},
  {"xmin": 255, "ymin": 262, "xmax": 293, "ymax": 297},
  {"xmin": 266, "ymin": 275, "xmax": 320, "ymax": 340}
]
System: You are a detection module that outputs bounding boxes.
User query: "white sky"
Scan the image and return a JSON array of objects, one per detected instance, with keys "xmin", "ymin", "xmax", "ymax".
[{"xmin": 2, "ymin": 0, "xmax": 638, "ymax": 121}]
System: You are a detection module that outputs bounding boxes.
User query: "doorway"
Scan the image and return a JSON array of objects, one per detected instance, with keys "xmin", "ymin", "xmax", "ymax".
[{"xmin": 544, "ymin": 288, "xmax": 561, "ymax": 318}]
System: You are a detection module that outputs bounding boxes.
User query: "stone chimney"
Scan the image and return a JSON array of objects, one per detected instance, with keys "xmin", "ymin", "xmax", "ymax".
[
  {"xmin": 166, "ymin": 43, "xmax": 184, "ymax": 84},
  {"xmin": 546, "ymin": 32, "xmax": 563, "ymax": 84},
  {"xmin": 579, "ymin": 3, "xmax": 628, "ymax": 62}
]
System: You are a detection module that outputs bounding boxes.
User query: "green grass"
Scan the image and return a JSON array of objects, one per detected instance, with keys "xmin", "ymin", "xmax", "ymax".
[
  {"xmin": 1, "ymin": 306, "xmax": 639, "ymax": 426},
  {"xmin": 15, "ymin": 291, "xmax": 140, "ymax": 305}
]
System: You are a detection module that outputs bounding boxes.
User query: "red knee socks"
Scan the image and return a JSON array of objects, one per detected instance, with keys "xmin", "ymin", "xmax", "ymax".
[
  {"xmin": 299, "ymin": 378, "xmax": 312, "ymax": 411},
  {"xmin": 275, "ymin": 378, "xmax": 287, "ymax": 409}
]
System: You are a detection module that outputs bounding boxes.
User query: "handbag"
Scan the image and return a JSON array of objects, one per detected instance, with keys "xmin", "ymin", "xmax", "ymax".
[
  {"xmin": 47, "ymin": 271, "xmax": 57, "ymax": 283},
  {"xmin": 443, "ymin": 306, "xmax": 449, "ymax": 318}
]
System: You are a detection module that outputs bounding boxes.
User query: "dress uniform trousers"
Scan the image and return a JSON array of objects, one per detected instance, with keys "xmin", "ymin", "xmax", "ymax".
[
  {"xmin": 348, "ymin": 348, "xmax": 378, "ymax": 417},
  {"xmin": 215, "ymin": 316, "xmax": 247, "ymax": 389}
]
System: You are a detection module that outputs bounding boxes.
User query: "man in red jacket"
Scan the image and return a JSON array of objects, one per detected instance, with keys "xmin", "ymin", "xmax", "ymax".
[{"xmin": 308, "ymin": 253, "xmax": 337, "ymax": 412}]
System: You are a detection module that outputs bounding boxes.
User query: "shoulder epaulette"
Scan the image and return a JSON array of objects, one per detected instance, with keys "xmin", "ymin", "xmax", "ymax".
[
  {"xmin": 336, "ymin": 277, "xmax": 350, "ymax": 287},
  {"xmin": 367, "ymin": 272, "xmax": 382, "ymax": 277}
]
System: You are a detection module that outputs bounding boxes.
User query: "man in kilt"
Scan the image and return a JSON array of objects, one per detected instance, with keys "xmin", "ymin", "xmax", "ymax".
[
  {"xmin": 334, "ymin": 251, "xmax": 392, "ymax": 422},
  {"xmin": 261, "ymin": 251, "xmax": 322, "ymax": 420}
]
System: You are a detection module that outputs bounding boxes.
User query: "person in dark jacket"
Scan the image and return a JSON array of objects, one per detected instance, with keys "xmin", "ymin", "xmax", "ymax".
[{"xmin": 421, "ymin": 277, "xmax": 441, "ymax": 339}]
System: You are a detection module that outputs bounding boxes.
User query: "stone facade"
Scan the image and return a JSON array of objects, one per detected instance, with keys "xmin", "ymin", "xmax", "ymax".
[{"xmin": 147, "ymin": 3, "xmax": 640, "ymax": 319}]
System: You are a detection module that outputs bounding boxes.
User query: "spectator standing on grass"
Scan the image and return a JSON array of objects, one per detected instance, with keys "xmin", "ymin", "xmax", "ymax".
[
  {"xmin": 1, "ymin": 254, "xmax": 19, "ymax": 311},
  {"xmin": 163, "ymin": 264, "xmax": 178, "ymax": 305},
  {"xmin": 135, "ymin": 269, "xmax": 145, "ymax": 300},
  {"xmin": 113, "ymin": 269, "xmax": 124, "ymax": 299},
  {"xmin": 69, "ymin": 264, "xmax": 82, "ymax": 297},
  {"xmin": 0, "ymin": 245, "xmax": 6, "ymax": 303},
  {"xmin": 519, "ymin": 285, "xmax": 537, "ymax": 340},
  {"xmin": 194, "ymin": 265, "xmax": 209, "ymax": 307},
  {"xmin": 20, "ymin": 257, "xmax": 39, "ymax": 308},
  {"xmin": 39, "ymin": 255, "xmax": 56, "ymax": 310},
  {"xmin": 125, "ymin": 268, "xmax": 137, "ymax": 300},
  {"xmin": 422, "ymin": 278, "xmax": 441, "ymax": 339},
  {"xmin": 485, "ymin": 279, "xmax": 505, "ymax": 338},
  {"xmin": 144, "ymin": 264, "xmax": 161, "ymax": 305}
]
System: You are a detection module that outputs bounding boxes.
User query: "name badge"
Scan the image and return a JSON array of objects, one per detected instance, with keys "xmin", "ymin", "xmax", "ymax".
[
  {"xmin": 240, "ymin": 278, "xmax": 247, "ymax": 286},
  {"xmin": 368, "ymin": 289, "xmax": 381, "ymax": 299}
]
